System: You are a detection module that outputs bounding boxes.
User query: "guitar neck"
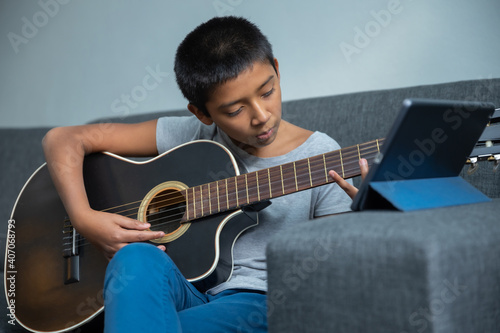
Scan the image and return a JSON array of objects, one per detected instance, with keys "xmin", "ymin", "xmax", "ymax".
[{"xmin": 182, "ymin": 139, "xmax": 384, "ymax": 221}]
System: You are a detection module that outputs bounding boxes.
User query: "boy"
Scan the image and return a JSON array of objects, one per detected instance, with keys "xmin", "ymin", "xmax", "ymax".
[{"xmin": 42, "ymin": 16, "xmax": 367, "ymax": 332}]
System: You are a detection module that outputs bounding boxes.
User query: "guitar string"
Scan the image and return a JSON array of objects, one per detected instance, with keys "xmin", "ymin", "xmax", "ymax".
[
  {"xmin": 62, "ymin": 141, "xmax": 382, "ymax": 224},
  {"xmin": 62, "ymin": 156, "xmax": 369, "ymax": 249},
  {"xmin": 68, "ymin": 142, "xmax": 381, "ymax": 227},
  {"xmin": 132, "ymin": 140, "xmax": 379, "ymax": 219},
  {"xmin": 136, "ymin": 142, "xmax": 382, "ymax": 221},
  {"xmin": 62, "ymin": 141, "xmax": 382, "ymax": 247},
  {"xmin": 62, "ymin": 158, "xmax": 378, "ymax": 250},
  {"xmin": 62, "ymin": 143, "xmax": 383, "ymax": 249},
  {"xmin": 62, "ymin": 154, "xmax": 378, "ymax": 250},
  {"xmin": 62, "ymin": 143, "xmax": 382, "ymax": 250},
  {"xmin": 148, "ymin": 145, "xmax": 378, "ymax": 217}
]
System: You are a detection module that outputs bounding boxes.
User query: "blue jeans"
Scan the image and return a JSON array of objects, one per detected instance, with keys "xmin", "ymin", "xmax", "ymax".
[{"xmin": 103, "ymin": 243, "xmax": 268, "ymax": 333}]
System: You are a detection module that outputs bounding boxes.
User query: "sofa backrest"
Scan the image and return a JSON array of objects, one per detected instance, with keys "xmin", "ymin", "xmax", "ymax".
[
  {"xmin": 3, "ymin": 78, "xmax": 498, "ymax": 228},
  {"xmin": 281, "ymin": 78, "xmax": 500, "ymax": 196}
]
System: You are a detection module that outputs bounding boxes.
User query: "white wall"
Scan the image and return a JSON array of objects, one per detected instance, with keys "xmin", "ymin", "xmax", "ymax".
[{"xmin": 1, "ymin": 0, "xmax": 499, "ymax": 128}]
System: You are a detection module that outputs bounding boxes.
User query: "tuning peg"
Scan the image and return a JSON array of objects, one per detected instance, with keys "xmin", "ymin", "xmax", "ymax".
[{"xmin": 467, "ymin": 157, "xmax": 479, "ymax": 175}]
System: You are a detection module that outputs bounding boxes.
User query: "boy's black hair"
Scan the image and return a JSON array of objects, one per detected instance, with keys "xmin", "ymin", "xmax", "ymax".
[{"xmin": 174, "ymin": 16, "xmax": 275, "ymax": 116}]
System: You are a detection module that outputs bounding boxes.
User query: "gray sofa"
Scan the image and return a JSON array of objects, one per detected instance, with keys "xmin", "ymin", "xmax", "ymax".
[{"xmin": 1, "ymin": 78, "xmax": 499, "ymax": 332}]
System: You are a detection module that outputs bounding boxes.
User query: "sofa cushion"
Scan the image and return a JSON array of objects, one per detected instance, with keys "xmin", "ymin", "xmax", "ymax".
[{"xmin": 266, "ymin": 199, "xmax": 500, "ymax": 333}]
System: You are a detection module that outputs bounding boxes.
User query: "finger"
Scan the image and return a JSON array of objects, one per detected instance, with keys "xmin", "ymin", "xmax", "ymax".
[
  {"xmin": 123, "ymin": 229, "xmax": 165, "ymax": 243},
  {"xmin": 107, "ymin": 215, "xmax": 165, "ymax": 246},
  {"xmin": 359, "ymin": 158, "xmax": 369, "ymax": 180},
  {"xmin": 328, "ymin": 170, "xmax": 358, "ymax": 199},
  {"xmin": 328, "ymin": 169, "xmax": 350, "ymax": 189},
  {"xmin": 113, "ymin": 214, "xmax": 152, "ymax": 231}
]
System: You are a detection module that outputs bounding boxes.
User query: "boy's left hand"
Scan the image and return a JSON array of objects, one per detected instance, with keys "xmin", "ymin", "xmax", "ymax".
[{"xmin": 328, "ymin": 158, "xmax": 369, "ymax": 200}]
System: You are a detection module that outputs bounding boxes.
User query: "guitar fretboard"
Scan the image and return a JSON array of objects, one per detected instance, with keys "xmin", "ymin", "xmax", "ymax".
[{"xmin": 181, "ymin": 139, "xmax": 384, "ymax": 221}]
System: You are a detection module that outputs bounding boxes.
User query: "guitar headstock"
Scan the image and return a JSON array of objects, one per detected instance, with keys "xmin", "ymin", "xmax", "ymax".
[{"xmin": 467, "ymin": 108, "xmax": 500, "ymax": 174}]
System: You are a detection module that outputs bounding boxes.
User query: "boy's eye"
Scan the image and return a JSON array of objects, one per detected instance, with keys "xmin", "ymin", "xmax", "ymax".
[
  {"xmin": 228, "ymin": 107, "xmax": 243, "ymax": 117},
  {"xmin": 263, "ymin": 88, "xmax": 275, "ymax": 98}
]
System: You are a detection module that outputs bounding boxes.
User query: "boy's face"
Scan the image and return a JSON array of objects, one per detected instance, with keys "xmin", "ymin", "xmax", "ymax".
[{"xmin": 191, "ymin": 59, "xmax": 282, "ymax": 155}]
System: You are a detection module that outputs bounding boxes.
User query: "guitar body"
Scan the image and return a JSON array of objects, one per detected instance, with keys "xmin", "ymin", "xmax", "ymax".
[{"xmin": 4, "ymin": 141, "xmax": 258, "ymax": 333}]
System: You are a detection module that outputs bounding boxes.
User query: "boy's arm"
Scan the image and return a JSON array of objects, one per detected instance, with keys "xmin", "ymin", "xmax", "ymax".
[{"xmin": 42, "ymin": 120, "xmax": 165, "ymax": 260}]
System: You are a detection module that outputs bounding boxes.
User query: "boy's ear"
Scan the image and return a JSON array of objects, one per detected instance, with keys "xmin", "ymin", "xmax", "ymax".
[
  {"xmin": 187, "ymin": 104, "xmax": 213, "ymax": 126},
  {"xmin": 273, "ymin": 58, "xmax": 280, "ymax": 79}
]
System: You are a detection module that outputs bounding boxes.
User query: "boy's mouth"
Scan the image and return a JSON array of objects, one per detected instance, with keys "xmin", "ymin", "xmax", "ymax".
[{"xmin": 256, "ymin": 128, "xmax": 274, "ymax": 141}]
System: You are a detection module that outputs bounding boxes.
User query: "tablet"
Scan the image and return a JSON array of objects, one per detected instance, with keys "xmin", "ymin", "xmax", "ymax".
[{"xmin": 351, "ymin": 98, "xmax": 495, "ymax": 211}]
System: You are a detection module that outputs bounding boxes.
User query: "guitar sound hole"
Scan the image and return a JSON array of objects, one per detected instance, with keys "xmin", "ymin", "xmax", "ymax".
[{"xmin": 146, "ymin": 189, "xmax": 186, "ymax": 235}]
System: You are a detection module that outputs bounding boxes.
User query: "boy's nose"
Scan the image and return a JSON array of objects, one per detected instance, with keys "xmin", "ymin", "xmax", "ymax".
[{"xmin": 251, "ymin": 103, "xmax": 270, "ymax": 126}]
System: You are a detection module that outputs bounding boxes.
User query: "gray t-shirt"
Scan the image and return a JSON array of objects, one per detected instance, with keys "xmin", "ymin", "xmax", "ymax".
[{"xmin": 156, "ymin": 116, "xmax": 352, "ymax": 294}]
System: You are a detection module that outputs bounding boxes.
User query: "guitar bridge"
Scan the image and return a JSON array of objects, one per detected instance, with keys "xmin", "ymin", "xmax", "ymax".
[{"xmin": 62, "ymin": 219, "xmax": 80, "ymax": 284}]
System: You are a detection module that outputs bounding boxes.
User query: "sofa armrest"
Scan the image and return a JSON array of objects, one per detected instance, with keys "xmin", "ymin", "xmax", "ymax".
[{"xmin": 266, "ymin": 199, "xmax": 500, "ymax": 333}]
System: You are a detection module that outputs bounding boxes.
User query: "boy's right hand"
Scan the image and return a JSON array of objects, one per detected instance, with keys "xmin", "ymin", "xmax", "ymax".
[
  {"xmin": 73, "ymin": 208, "xmax": 166, "ymax": 260},
  {"xmin": 42, "ymin": 120, "xmax": 161, "ymax": 260}
]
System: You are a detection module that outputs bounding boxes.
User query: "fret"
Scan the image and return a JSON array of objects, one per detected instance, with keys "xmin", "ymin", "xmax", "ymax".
[
  {"xmin": 185, "ymin": 189, "xmax": 189, "ymax": 220},
  {"xmin": 323, "ymin": 151, "xmax": 339, "ymax": 180},
  {"xmin": 197, "ymin": 187, "xmax": 201, "ymax": 217},
  {"xmin": 309, "ymin": 155, "xmax": 326, "ymax": 187},
  {"xmin": 200, "ymin": 185, "xmax": 203, "ymax": 217},
  {"xmin": 281, "ymin": 163, "xmax": 296, "ymax": 194},
  {"xmin": 235, "ymin": 176, "xmax": 239, "ymax": 207},
  {"xmin": 295, "ymin": 159, "xmax": 310, "ymax": 191},
  {"xmin": 339, "ymin": 149, "xmax": 345, "ymax": 178},
  {"xmin": 225, "ymin": 177, "xmax": 234, "ymax": 209},
  {"xmin": 280, "ymin": 165, "xmax": 285, "ymax": 195},
  {"xmin": 208, "ymin": 183, "xmax": 212, "ymax": 215},
  {"xmin": 205, "ymin": 185, "xmax": 209, "ymax": 216},
  {"xmin": 192, "ymin": 187, "xmax": 196, "ymax": 219},
  {"xmin": 236, "ymin": 174, "xmax": 248, "ymax": 206},
  {"xmin": 245, "ymin": 174, "xmax": 249, "ymax": 204},
  {"xmin": 268, "ymin": 166, "xmax": 280, "ymax": 198},
  {"xmin": 203, "ymin": 184, "xmax": 209, "ymax": 217},
  {"xmin": 293, "ymin": 162, "xmax": 298, "ymax": 191},
  {"xmin": 307, "ymin": 158, "xmax": 312, "ymax": 187},
  {"xmin": 322, "ymin": 154, "xmax": 328, "ymax": 183},
  {"xmin": 376, "ymin": 139, "xmax": 380, "ymax": 152},
  {"xmin": 211, "ymin": 181, "xmax": 219, "ymax": 213},
  {"xmin": 357, "ymin": 144, "xmax": 361, "ymax": 160},
  {"xmin": 205, "ymin": 184, "xmax": 211, "ymax": 216},
  {"xmin": 225, "ymin": 179, "xmax": 229, "ymax": 210},
  {"xmin": 337, "ymin": 146, "xmax": 352, "ymax": 178},
  {"xmin": 246, "ymin": 172, "xmax": 258, "ymax": 203},
  {"xmin": 216, "ymin": 180, "xmax": 220, "ymax": 212},
  {"xmin": 256, "ymin": 169, "xmax": 270, "ymax": 200},
  {"xmin": 256, "ymin": 171, "xmax": 260, "ymax": 202},
  {"xmin": 268, "ymin": 168, "xmax": 272, "ymax": 198}
]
